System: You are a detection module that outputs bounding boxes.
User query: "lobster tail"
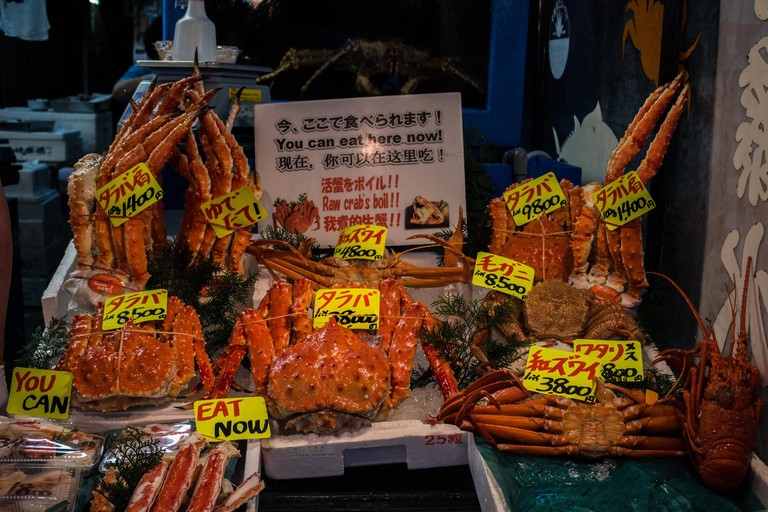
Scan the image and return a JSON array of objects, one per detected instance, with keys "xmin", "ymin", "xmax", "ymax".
[{"xmin": 698, "ymin": 437, "xmax": 752, "ymax": 493}]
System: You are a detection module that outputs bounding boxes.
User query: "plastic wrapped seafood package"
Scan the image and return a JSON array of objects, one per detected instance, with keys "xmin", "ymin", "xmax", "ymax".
[
  {"xmin": 0, "ymin": 462, "xmax": 81, "ymax": 512},
  {"xmin": 99, "ymin": 422, "xmax": 194, "ymax": 473}
]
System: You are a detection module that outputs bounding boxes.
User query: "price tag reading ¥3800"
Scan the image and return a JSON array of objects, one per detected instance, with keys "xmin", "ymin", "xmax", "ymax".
[
  {"xmin": 593, "ymin": 171, "xmax": 655, "ymax": 231},
  {"xmin": 333, "ymin": 225, "xmax": 387, "ymax": 261},
  {"xmin": 574, "ymin": 339, "xmax": 644, "ymax": 383},
  {"xmin": 472, "ymin": 252, "xmax": 534, "ymax": 300},
  {"xmin": 8, "ymin": 368, "xmax": 72, "ymax": 420},
  {"xmin": 521, "ymin": 346, "xmax": 602, "ymax": 403},
  {"xmin": 503, "ymin": 172, "xmax": 567, "ymax": 226},
  {"xmin": 201, "ymin": 186, "xmax": 267, "ymax": 238},
  {"xmin": 96, "ymin": 162, "xmax": 164, "ymax": 227},
  {"xmin": 196, "ymin": 397, "xmax": 271, "ymax": 441},
  {"xmin": 103, "ymin": 289, "xmax": 168, "ymax": 331},
  {"xmin": 313, "ymin": 288, "xmax": 380, "ymax": 330}
]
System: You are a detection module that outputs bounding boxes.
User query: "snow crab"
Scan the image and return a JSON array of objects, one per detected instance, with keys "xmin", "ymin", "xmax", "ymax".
[
  {"xmin": 441, "ymin": 369, "xmax": 685, "ymax": 458},
  {"xmin": 57, "ymin": 296, "xmax": 214, "ymax": 411},
  {"xmin": 273, "ymin": 195, "xmax": 320, "ymax": 234},
  {"xmin": 206, "ymin": 278, "xmax": 458, "ymax": 434}
]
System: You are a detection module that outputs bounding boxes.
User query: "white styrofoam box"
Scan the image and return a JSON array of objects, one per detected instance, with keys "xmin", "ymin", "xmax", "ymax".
[
  {"xmin": 20, "ymin": 237, "xmax": 69, "ymax": 277},
  {"xmin": 262, "ymin": 420, "xmax": 468, "ymax": 480},
  {"xmin": 0, "ymin": 108, "xmax": 112, "ymax": 154},
  {"xmin": 22, "ymin": 275, "xmax": 50, "ymax": 306},
  {"xmin": 18, "ymin": 216, "xmax": 67, "ymax": 248},
  {"xmin": 14, "ymin": 189, "xmax": 61, "ymax": 221},
  {"xmin": 2, "ymin": 161, "xmax": 52, "ymax": 200},
  {"xmin": 0, "ymin": 129, "xmax": 82, "ymax": 163},
  {"xmin": 41, "ymin": 240, "xmax": 76, "ymax": 322}
]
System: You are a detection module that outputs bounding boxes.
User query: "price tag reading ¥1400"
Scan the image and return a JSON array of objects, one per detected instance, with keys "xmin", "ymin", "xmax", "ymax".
[
  {"xmin": 103, "ymin": 289, "xmax": 168, "ymax": 331},
  {"xmin": 333, "ymin": 225, "xmax": 387, "ymax": 261},
  {"xmin": 96, "ymin": 162, "xmax": 164, "ymax": 227},
  {"xmin": 521, "ymin": 346, "xmax": 602, "ymax": 403},
  {"xmin": 574, "ymin": 339, "xmax": 644, "ymax": 383},
  {"xmin": 195, "ymin": 397, "xmax": 271, "ymax": 441},
  {"xmin": 201, "ymin": 186, "xmax": 267, "ymax": 238},
  {"xmin": 8, "ymin": 368, "xmax": 72, "ymax": 420},
  {"xmin": 593, "ymin": 171, "xmax": 655, "ymax": 231},
  {"xmin": 472, "ymin": 252, "xmax": 534, "ymax": 300},
  {"xmin": 503, "ymin": 172, "xmax": 567, "ymax": 226},
  {"xmin": 313, "ymin": 288, "xmax": 380, "ymax": 330}
]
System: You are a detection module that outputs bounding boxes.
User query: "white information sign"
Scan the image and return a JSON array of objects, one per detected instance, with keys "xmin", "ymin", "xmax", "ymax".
[{"xmin": 254, "ymin": 93, "xmax": 467, "ymax": 246}]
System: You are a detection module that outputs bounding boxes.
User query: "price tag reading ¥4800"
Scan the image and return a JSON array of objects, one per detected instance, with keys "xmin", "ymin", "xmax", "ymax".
[
  {"xmin": 574, "ymin": 339, "xmax": 644, "ymax": 383},
  {"xmin": 472, "ymin": 252, "xmax": 534, "ymax": 300},
  {"xmin": 521, "ymin": 346, "xmax": 602, "ymax": 403},
  {"xmin": 201, "ymin": 186, "xmax": 267, "ymax": 238},
  {"xmin": 333, "ymin": 225, "xmax": 387, "ymax": 261},
  {"xmin": 593, "ymin": 171, "xmax": 655, "ymax": 231},
  {"xmin": 503, "ymin": 172, "xmax": 567, "ymax": 226},
  {"xmin": 96, "ymin": 162, "xmax": 164, "ymax": 227},
  {"xmin": 313, "ymin": 288, "xmax": 380, "ymax": 330},
  {"xmin": 103, "ymin": 289, "xmax": 168, "ymax": 331}
]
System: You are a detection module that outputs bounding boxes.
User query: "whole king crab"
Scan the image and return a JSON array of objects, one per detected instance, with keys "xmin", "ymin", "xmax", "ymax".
[
  {"xmin": 205, "ymin": 278, "xmax": 458, "ymax": 434},
  {"xmin": 56, "ymin": 297, "xmax": 214, "ymax": 411}
]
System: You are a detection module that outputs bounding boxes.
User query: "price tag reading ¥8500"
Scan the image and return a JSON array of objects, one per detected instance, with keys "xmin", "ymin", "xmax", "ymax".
[
  {"xmin": 201, "ymin": 186, "xmax": 267, "ymax": 238},
  {"xmin": 103, "ymin": 289, "xmax": 168, "ymax": 331},
  {"xmin": 503, "ymin": 172, "xmax": 567, "ymax": 226},
  {"xmin": 196, "ymin": 397, "xmax": 271, "ymax": 441},
  {"xmin": 333, "ymin": 225, "xmax": 387, "ymax": 261},
  {"xmin": 7, "ymin": 368, "xmax": 72, "ymax": 420},
  {"xmin": 521, "ymin": 346, "xmax": 602, "ymax": 403},
  {"xmin": 313, "ymin": 288, "xmax": 380, "ymax": 330},
  {"xmin": 472, "ymin": 252, "xmax": 534, "ymax": 300},
  {"xmin": 96, "ymin": 162, "xmax": 164, "ymax": 227},
  {"xmin": 574, "ymin": 339, "xmax": 644, "ymax": 383},
  {"xmin": 593, "ymin": 171, "xmax": 655, "ymax": 231}
]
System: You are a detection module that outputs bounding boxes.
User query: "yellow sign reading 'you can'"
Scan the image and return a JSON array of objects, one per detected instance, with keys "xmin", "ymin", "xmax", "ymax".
[
  {"xmin": 8, "ymin": 368, "xmax": 73, "ymax": 419},
  {"xmin": 195, "ymin": 397, "xmax": 271, "ymax": 441}
]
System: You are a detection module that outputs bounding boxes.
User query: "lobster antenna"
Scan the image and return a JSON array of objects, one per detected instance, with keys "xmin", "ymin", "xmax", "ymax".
[
  {"xmin": 726, "ymin": 281, "xmax": 738, "ymax": 358},
  {"xmin": 645, "ymin": 271, "xmax": 708, "ymax": 338},
  {"xmin": 740, "ymin": 257, "xmax": 752, "ymax": 340}
]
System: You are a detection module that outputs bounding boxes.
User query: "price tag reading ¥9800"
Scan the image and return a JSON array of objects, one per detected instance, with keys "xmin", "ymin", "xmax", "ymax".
[
  {"xmin": 333, "ymin": 225, "xmax": 387, "ymax": 261},
  {"xmin": 472, "ymin": 252, "xmax": 534, "ymax": 300},
  {"xmin": 201, "ymin": 186, "xmax": 267, "ymax": 238},
  {"xmin": 313, "ymin": 288, "xmax": 380, "ymax": 330},
  {"xmin": 503, "ymin": 172, "xmax": 567, "ymax": 226},
  {"xmin": 521, "ymin": 346, "xmax": 602, "ymax": 403},
  {"xmin": 96, "ymin": 163, "xmax": 164, "ymax": 227},
  {"xmin": 103, "ymin": 289, "xmax": 168, "ymax": 331},
  {"xmin": 574, "ymin": 339, "xmax": 644, "ymax": 383},
  {"xmin": 593, "ymin": 171, "xmax": 655, "ymax": 231}
]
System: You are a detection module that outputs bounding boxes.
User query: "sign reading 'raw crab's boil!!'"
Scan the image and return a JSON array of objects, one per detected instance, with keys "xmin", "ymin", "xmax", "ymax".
[
  {"xmin": 503, "ymin": 172, "xmax": 567, "ymax": 226},
  {"xmin": 253, "ymin": 93, "xmax": 466, "ymax": 246},
  {"xmin": 472, "ymin": 252, "xmax": 535, "ymax": 300},
  {"xmin": 8, "ymin": 368, "xmax": 72, "ymax": 419},
  {"xmin": 96, "ymin": 162, "xmax": 164, "ymax": 227},
  {"xmin": 200, "ymin": 186, "xmax": 267, "ymax": 238},
  {"xmin": 574, "ymin": 339, "xmax": 644, "ymax": 383},
  {"xmin": 333, "ymin": 225, "xmax": 387, "ymax": 260},
  {"xmin": 102, "ymin": 289, "xmax": 168, "ymax": 331},
  {"xmin": 195, "ymin": 397, "xmax": 271, "ymax": 441},
  {"xmin": 593, "ymin": 171, "xmax": 655, "ymax": 230},
  {"xmin": 522, "ymin": 346, "xmax": 602, "ymax": 402},
  {"xmin": 313, "ymin": 288, "xmax": 380, "ymax": 330}
]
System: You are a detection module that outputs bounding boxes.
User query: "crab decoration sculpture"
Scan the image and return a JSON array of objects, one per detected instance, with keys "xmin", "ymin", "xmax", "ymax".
[
  {"xmin": 57, "ymin": 297, "xmax": 214, "ymax": 411},
  {"xmin": 273, "ymin": 195, "xmax": 320, "ymax": 234}
]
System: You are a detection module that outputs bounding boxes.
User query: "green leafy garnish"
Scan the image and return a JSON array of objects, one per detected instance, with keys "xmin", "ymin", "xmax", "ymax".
[{"xmin": 15, "ymin": 317, "xmax": 68, "ymax": 370}]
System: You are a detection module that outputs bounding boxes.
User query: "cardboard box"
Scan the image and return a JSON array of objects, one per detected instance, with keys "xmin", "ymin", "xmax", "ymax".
[{"xmin": 0, "ymin": 129, "xmax": 82, "ymax": 163}]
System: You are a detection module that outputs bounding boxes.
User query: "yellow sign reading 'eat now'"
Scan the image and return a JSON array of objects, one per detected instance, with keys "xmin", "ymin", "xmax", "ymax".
[{"xmin": 195, "ymin": 397, "xmax": 271, "ymax": 441}]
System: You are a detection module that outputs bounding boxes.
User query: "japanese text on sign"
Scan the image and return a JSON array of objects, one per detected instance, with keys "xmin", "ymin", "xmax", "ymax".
[
  {"xmin": 574, "ymin": 339, "xmax": 643, "ymax": 383},
  {"xmin": 313, "ymin": 288, "xmax": 380, "ymax": 330},
  {"xmin": 96, "ymin": 163, "xmax": 164, "ymax": 227},
  {"xmin": 472, "ymin": 252, "xmax": 535, "ymax": 300},
  {"xmin": 522, "ymin": 346, "xmax": 601, "ymax": 402},
  {"xmin": 503, "ymin": 173, "xmax": 567, "ymax": 226},
  {"xmin": 195, "ymin": 397, "xmax": 271, "ymax": 441},
  {"xmin": 334, "ymin": 225, "xmax": 387, "ymax": 260},
  {"xmin": 593, "ymin": 171, "xmax": 655, "ymax": 230},
  {"xmin": 8, "ymin": 368, "xmax": 72, "ymax": 420},
  {"xmin": 200, "ymin": 186, "xmax": 267, "ymax": 238},
  {"xmin": 229, "ymin": 88, "xmax": 262, "ymax": 103},
  {"xmin": 103, "ymin": 289, "xmax": 168, "ymax": 331}
]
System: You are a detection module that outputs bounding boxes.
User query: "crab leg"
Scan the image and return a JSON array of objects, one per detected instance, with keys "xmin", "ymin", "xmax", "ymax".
[
  {"xmin": 226, "ymin": 87, "xmax": 244, "ymax": 132},
  {"xmin": 55, "ymin": 313, "xmax": 92, "ymax": 372},
  {"xmin": 110, "ymin": 76, "xmax": 156, "ymax": 150},
  {"xmin": 126, "ymin": 459, "xmax": 168, "ymax": 512},
  {"xmin": 569, "ymin": 183, "xmax": 602, "ymax": 288},
  {"xmin": 155, "ymin": 76, "xmax": 201, "ymax": 117},
  {"xmin": 180, "ymin": 129, "xmax": 213, "ymax": 256},
  {"xmin": 212, "ymin": 472, "xmax": 265, "ymax": 512},
  {"xmin": 290, "ymin": 279, "xmax": 313, "ymax": 344},
  {"xmin": 151, "ymin": 432, "xmax": 207, "ymax": 512},
  {"xmin": 67, "ymin": 154, "xmax": 103, "ymax": 267},
  {"xmin": 186, "ymin": 441, "xmax": 241, "ymax": 512}
]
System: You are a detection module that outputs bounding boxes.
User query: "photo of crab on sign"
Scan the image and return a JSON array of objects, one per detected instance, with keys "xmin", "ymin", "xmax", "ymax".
[{"xmin": 253, "ymin": 93, "xmax": 467, "ymax": 245}]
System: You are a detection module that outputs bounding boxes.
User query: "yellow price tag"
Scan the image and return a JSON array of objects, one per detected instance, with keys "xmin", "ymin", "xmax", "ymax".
[
  {"xmin": 96, "ymin": 163, "xmax": 164, "ymax": 227},
  {"xmin": 574, "ymin": 339, "xmax": 644, "ymax": 383},
  {"xmin": 503, "ymin": 172, "xmax": 567, "ymax": 226},
  {"xmin": 593, "ymin": 171, "xmax": 656, "ymax": 231},
  {"xmin": 229, "ymin": 87, "xmax": 262, "ymax": 103},
  {"xmin": 8, "ymin": 368, "xmax": 72, "ymax": 420},
  {"xmin": 313, "ymin": 288, "xmax": 380, "ymax": 330},
  {"xmin": 472, "ymin": 252, "xmax": 534, "ymax": 300},
  {"xmin": 195, "ymin": 397, "xmax": 271, "ymax": 441},
  {"xmin": 521, "ymin": 346, "xmax": 602, "ymax": 403},
  {"xmin": 333, "ymin": 225, "xmax": 387, "ymax": 260},
  {"xmin": 102, "ymin": 289, "xmax": 168, "ymax": 331},
  {"xmin": 201, "ymin": 186, "xmax": 267, "ymax": 238}
]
